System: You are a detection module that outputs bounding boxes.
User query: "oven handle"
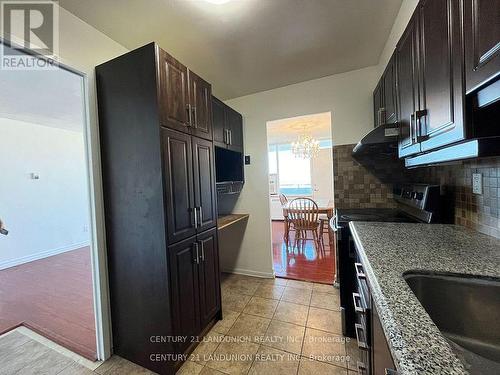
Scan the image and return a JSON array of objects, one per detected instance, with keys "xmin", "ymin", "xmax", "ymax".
[
  {"xmin": 353, "ymin": 292, "xmax": 365, "ymax": 313},
  {"xmin": 354, "ymin": 263, "xmax": 366, "ymax": 279},
  {"xmin": 355, "ymin": 323, "xmax": 368, "ymax": 350}
]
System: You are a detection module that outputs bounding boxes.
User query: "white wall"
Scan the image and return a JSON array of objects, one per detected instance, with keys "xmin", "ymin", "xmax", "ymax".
[
  {"xmin": 222, "ymin": 66, "xmax": 378, "ymax": 277},
  {"xmin": 0, "ymin": 118, "xmax": 90, "ymax": 269},
  {"xmin": 1, "ymin": 6, "xmax": 128, "ymax": 359}
]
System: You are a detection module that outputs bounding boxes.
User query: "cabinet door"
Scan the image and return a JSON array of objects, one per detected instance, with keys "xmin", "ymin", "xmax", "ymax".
[
  {"xmin": 158, "ymin": 50, "xmax": 191, "ymax": 133},
  {"xmin": 418, "ymin": 0, "xmax": 465, "ymax": 152},
  {"xmin": 197, "ymin": 228, "xmax": 221, "ymax": 327},
  {"xmin": 383, "ymin": 53, "xmax": 398, "ymax": 125},
  {"xmin": 169, "ymin": 236, "xmax": 200, "ymax": 353},
  {"xmin": 371, "ymin": 300, "xmax": 396, "ymax": 375},
  {"xmin": 464, "ymin": 0, "xmax": 500, "ymax": 92},
  {"xmin": 373, "ymin": 81, "xmax": 384, "ymax": 128},
  {"xmin": 226, "ymin": 106, "xmax": 244, "ymax": 153},
  {"xmin": 192, "ymin": 137, "xmax": 217, "ymax": 232},
  {"xmin": 161, "ymin": 128, "xmax": 196, "ymax": 243},
  {"xmin": 397, "ymin": 15, "xmax": 422, "ymax": 158},
  {"xmin": 189, "ymin": 71, "xmax": 213, "ymax": 141},
  {"xmin": 212, "ymin": 96, "xmax": 227, "ymax": 147}
]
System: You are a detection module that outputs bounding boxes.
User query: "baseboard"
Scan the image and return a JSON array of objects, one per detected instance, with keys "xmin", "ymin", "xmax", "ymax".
[
  {"xmin": 221, "ymin": 267, "xmax": 275, "ymax": 279},
  {"xmin": 0, "ymin": 241, "xmax": 90, "ymax": 270}
]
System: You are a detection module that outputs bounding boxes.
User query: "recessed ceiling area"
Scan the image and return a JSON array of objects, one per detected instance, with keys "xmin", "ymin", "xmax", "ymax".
[
  {"xmin": 59, "ymin": 0, "xmax": 402, "ymax": 99},
  {"xmin": 267, "ymin": 112, "xmax": 331, "ymax": 145}
]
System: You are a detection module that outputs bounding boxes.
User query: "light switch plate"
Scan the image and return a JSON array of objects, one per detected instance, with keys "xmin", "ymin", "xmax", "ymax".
[{"xmin": 472, "ymin": 173, "xmax": 482, "ymax": 194}]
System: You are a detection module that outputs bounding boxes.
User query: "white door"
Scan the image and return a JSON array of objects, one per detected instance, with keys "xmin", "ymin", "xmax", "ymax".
[{"xmin": 311, "ymin": 148, "xmax": 334, "ymax": 201}]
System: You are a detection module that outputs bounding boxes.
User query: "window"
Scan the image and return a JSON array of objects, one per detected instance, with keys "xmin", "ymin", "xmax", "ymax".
[{"xmin": 268, "ymin": 143, "xmax": 312, "ymax": 196}]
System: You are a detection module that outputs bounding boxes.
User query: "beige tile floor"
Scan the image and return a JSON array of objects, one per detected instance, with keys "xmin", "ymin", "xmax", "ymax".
[{"xmin": 0, "ymin": 274, "xmax": 359, "ymax": 375}]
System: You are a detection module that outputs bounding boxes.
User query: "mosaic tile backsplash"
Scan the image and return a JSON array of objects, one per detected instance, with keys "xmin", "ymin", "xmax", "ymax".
[{"xmin": 333, "ymin": 144, "xmax": 500, "ymax": 239}]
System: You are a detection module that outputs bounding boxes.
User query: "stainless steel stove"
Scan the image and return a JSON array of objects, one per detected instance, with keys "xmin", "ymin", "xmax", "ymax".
[{"xmin": 331, "ymin": 184, "xmax": 442, "ymax": 338}]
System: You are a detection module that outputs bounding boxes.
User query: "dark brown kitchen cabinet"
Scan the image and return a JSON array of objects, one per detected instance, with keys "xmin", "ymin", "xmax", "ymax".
[
  {"xmin": 158, "ymin": 50, "xmax": 190, "ymax": 133},
  {"xmin": 226, "ymin": 106, "xmax": 244, "ymax": 152},
  {"xmin": 169, "ymin": 228, "xmax": 221, "ymax": 355},
  {"xmin": 162, "ymin": 128, "xmax": 196, "ymax": 243},
  {"xmin": 189, "ymin": 71, "xmax": 213, "ymax": 140},
  {"xmin": 397, "ymin": 14, "xmax": 421, "ymax": 158},
  {"xmin": 96, "ymin": 43, "xmax": 221, "ymax": 375},
  {"xmin": 464, "ymin": 0, "xmax": 500, "ymax": 93},
  {"xmin": 383, "ymin": 54, "xmax": 397, "ymax": 125},
  {"xmin": 373, "ymin": 81, "xmax": 384, "ymax": 127},
  {"xmin": 417, "ymin": 0, "xmax": 465, "ymax": 152},
  {"xmin": 371, "ymin": 300, "xmax": 397, "ymax": 375},
  {"xmin": 169, "ymin": 235, "xmax": 201, "ymax": 354},
  {"xmin": 192, "ymin": 137, "xmax": 217, "ymax": 232},
  {"xmin": 373, "ymin": 53, "xmax": 397, "ymax": 128},
  {"xmin": 212, "ymin": 96, "xmax": 244, "ymax": 153},
  {"xmin": 212, "ymin": 97, "xmax": 227, "ymax": 146},
  {"xmin": 397, "ymin": 0, "xmax": 465, "ymax": 156},
  {"xmin": 158, "ymin": 50, "xmax": 213, "ymax": 141},
  {"xmin": 197, "ymin": 228, "xmax": 221, "ymax": 327}
]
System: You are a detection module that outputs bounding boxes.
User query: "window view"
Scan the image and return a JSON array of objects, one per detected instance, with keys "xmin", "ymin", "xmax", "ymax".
[{"xmin": 269, "ymin": 140, "xmax": 332, "ymax": 196}]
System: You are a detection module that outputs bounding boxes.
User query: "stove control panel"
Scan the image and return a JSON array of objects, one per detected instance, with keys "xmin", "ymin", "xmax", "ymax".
[{"xmin": 394, "ymin": 184, "xmax": 440, "ymax": 212}]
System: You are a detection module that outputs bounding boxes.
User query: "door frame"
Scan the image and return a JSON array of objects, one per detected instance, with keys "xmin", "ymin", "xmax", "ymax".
[{"xmin": 0, "ymin": 37, "xmax": 111, "ymax": 361}]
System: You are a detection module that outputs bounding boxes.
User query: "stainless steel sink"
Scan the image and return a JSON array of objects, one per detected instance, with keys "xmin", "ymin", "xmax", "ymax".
[{"xmin": 404, "ymin": 272, "xmax": 500, "ymax": 374}]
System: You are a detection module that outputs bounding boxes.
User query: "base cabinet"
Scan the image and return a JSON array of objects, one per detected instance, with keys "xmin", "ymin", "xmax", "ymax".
[{"xmin": 97, "ymin": 43, "xmax": 221, "ymax": 375}]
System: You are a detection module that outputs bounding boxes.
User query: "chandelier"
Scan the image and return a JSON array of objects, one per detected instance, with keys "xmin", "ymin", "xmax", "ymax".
[{"xmin": 291, "ymin": 126, "xmax": 320, "ymax": 159}]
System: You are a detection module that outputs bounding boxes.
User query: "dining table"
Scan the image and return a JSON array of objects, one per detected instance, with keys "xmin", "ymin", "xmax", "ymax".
[{"xmin": 282, "ymin": 198, "xmax": 335, "ymax": 249}]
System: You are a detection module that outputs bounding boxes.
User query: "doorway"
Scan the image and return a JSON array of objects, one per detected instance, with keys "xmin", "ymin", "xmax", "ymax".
[
  {"xmin": 0, "ymin": 44, "xmax": 98, "ymax": 360},
  {"xmin": 267, "ymin": 112, "xmax": 335, "ymax": 284}
]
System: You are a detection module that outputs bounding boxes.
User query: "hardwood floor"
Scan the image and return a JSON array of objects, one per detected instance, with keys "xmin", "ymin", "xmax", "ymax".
[
  {"xmin": 271, "ymin": 221, "xmax": 335, "ymax": 284},
  {"xmin": 0, "ymin": 247, "xmax": 97, "ymax": 360}
]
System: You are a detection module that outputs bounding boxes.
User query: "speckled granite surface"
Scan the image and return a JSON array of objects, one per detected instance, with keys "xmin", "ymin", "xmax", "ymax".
[{"xmin": 349, "ymin": 222, "xmax": 500, "ymax": 375}]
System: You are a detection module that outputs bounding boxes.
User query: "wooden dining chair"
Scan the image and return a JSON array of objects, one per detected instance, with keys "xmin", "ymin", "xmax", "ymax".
[
  {"xmin": 287, "ymin": 197, "xmax": 321, "ymax": 252},
  {"xmin": 279, "ymin": 193, "xmax": 292, "ymax": 248}
]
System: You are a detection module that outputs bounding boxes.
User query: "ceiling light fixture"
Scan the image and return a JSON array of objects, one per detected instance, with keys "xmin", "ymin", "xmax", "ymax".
[{"xmin": 292, "ymin": 125, "xmax": 320, "ymax": 159}]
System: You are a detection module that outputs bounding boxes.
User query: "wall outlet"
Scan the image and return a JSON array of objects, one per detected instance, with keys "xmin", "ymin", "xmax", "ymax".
[{"xmin": 472, "ymin": 173, "xmax": 482, "ymax": 195}]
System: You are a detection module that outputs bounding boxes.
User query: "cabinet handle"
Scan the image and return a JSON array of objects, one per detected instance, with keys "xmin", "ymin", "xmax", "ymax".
[
  {"xmin": 229, "ymin": 130, "xmax": 232, "ymax": 145},
  {"xmin": 352, "ymin": 292, "xmax": 365, "ymax": 313},
  {"xmin": 410, "ymin": 112, "xmax": 416, "ymax": 144},
  {"xmin": 415, "ymin": 109, "xmax": 428, "ymax": 142},
  {"xmin": 192, "ymin": 106, "xmax": 197, "ymax": 128},
  {"xmin": 355, "ymin": 323, "xmax": 368, "ymax": 350},
  {"xmin": 193, "ymin": 207, "xmax": 198, "ymax": 229},
  {"xmin": 199, "ymin": 240, "xmax": 205, "ymax": 262},
  {"xmin": 194, "ymin": 242, "xmax": 200, "ymax": 264},
  {"xmin": 223, "ymin": 129, "xmax": 228, "ymax": 144},
  {"xmin": 354, "ymin": 263, "xmax": 366, "ymax": 279},
  {"xmin": 198, "ymin": 206, "xmax": 203, "ymax": 226},
  {"xmin": 186, "ymin": 104, "xmax": 192, "ymax": 127}
]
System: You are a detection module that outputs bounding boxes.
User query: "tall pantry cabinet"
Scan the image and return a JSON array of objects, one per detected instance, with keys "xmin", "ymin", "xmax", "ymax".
[{"xmin": 96, "ymin": 42, "xmax": 221, "ymax": 375}]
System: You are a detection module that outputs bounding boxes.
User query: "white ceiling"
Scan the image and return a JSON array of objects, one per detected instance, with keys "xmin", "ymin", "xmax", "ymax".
[
  {"xmin": 59, "ymin": 0, "xmax": 402, "ymax": 99},
  {"xmin": 267, "ymin": 112, "xmax": 331, "ymax": 145},
  {"xmin": 0, "ymin": 64, "xmax": 85, "ymax": 132}
]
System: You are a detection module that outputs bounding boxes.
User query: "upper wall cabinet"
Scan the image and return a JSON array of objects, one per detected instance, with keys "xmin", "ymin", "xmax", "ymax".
[
  {"xmin": 397, "ymin": 14, "xmax": 421, "ymax": 158},
  {"xmin": 158, "ymin": 50, "xmax": 213, "ymax": 141},
  {"xmin": 417, "ymin": 0, "xmax": 465, "ymax": 152},
  {"xmin": 212, "ymin": 96, "xmax": 244, "ymax": 153},
  {"xmin": 464, "ymin": 0, "xmax": 500, "ymax": 93},
  {"xmin": 397, "ymin": 0, "xmax": 465, "ymax": 156},
  {"xmin": 372, "ymin": 53, "xmax": 397, "ymax": 128}
]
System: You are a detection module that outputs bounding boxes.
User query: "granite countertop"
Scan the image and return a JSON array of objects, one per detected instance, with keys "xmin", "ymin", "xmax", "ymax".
[{"xmin": 349, "ymin": 222, "xmax": 500, "ymax": 375}]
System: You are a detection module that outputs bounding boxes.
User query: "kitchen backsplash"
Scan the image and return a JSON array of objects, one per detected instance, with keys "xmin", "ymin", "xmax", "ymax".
[
  {"xmin": 332, "ymin": 144, "xmax": 500, "ymax": 239},
  {"xmin": 332, "ymin": 144, "xmax": 399, "ymax": 209}
]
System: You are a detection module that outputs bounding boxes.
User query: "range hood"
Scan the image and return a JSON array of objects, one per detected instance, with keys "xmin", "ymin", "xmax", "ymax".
[{"xmin": 352, "ymin": 123, "xmax": 399, "ymax": 159}]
